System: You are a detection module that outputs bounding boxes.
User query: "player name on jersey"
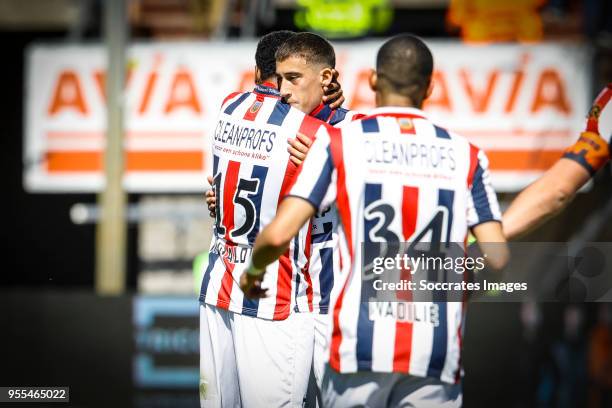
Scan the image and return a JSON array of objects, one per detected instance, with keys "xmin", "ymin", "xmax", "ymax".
[
  {"xmin": 211, "ymin": 240, "xmax": 252, "ymax": 264},
  {"xmin": 369, "ymin": 302, "xmax": 440, "ymax": 327}
]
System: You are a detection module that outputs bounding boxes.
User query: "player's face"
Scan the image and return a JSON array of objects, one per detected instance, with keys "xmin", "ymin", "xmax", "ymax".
[{"xmin": 276, "ymin": 56, "xmax": 326, "ymax": 114}]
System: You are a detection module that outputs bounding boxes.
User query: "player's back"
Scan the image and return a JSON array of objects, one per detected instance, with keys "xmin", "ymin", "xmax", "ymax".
[
  {"xmin": 200, "ymin": 86, "xmax": 331, "ymax": 321},
  {"xmin": 294, "ymin": 106, "xmax": 501, "ymax": 382},
  {"xmin": 336, "ymin": 107, "xmax": 498, "ymax": 250}
]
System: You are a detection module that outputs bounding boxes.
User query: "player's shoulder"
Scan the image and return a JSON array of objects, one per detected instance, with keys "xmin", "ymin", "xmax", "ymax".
[
  {"xmin": 221, "ymin": 90, "xmax": 246, "ymax": 106},
  {"xmin": 334, "ymin": 111, "xmax": 374, "ymax": 133},
  {"xmin": 261, "ymin": 102, "xmax": 330, "ymax": 141},
  {"xmin": 302, "ymin": 110, "xmax": 332, "ymax": 126},
  {"xmin": 423, "ymin": 120, "xmax": 472, "ymax": 146},
  {"xmin": 329, "ymin": 107, "xmax": 350, "ymax": 125},
  {"xmin": 299, "ymin": 108, "xmax": 334, "ymax": 132},
  {"xmin": 330, "ymin": 108, "xmax": 366, "ymax": 127},
  {"xmin": 342, "ymin": 108, "xmax": 367, "ymax": 122},
  {"xmin": 429, "ymin": 123, "xmax": 484, "ymax": 165},
  {"xmin": 268, "ymin": 96, "xmax": 291, "ymax": 117},
  {"xmin": 220, "ymin": 90, "xmax": 252, "ymax": 111}
]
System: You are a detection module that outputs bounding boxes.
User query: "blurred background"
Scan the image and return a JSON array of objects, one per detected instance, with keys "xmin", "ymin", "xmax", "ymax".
[{"xmin": 1, "ymin": 0, "xmax": 611, "ymax": 407}]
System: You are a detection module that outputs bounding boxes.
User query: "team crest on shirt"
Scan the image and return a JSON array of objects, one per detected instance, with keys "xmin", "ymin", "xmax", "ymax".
[
  {"xmin": 397, "ymin": 118, "xmax": 414, "ymax": 133},
  {"xmin": 249, "ymin": 100, "xmax": 263, "ymax": 114}
]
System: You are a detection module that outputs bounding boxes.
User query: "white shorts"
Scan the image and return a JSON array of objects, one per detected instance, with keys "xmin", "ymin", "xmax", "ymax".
[
  {"xmin": 200, "ymin": 304, "xmax": 314, "ymax": 408},
  {"xmin": 320, "ymin": 364, "xmax": 462, "ymax": 408},
  {"xmin": 304, "ymin": 313, "xmax": 331, "ymax": 408},
  {"xmin": 312, "ymin": 313, "xmax": 331, "ymax": 387}
]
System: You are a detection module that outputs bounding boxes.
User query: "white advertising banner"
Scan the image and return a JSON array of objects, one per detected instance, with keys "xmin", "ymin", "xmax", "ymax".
[{"xmin": 25, "ymin": 41, "xmax": 591, "ymax": 192}]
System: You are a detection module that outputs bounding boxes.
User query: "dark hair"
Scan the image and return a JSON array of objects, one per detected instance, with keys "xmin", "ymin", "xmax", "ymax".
[
  {"xmin": 255, "ymin": 30, "xmax": 296, "ymax": 81},
  {"xmin": 275, "ymin": 32, "xmax": 335, "ymax": 68},
  {"xmin": 376, "ymin": 34, "xmax": 433, "ymax": 106}
]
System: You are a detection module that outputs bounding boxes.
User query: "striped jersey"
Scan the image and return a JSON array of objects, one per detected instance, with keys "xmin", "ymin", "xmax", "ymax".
[
  {"xmin": 312, "ymin": 103, "xmax": 361, "ymax": 127},
  {"xmin": 199, "ymin": 83, "xmax": 332, "ymax": 320},
  {"xmin": 288, "ymin": 106, "xmax": 502, "ymax": 382},
  {"xmin": 306, "ymin": 105, "xmax": 365, "ymax": 314}
]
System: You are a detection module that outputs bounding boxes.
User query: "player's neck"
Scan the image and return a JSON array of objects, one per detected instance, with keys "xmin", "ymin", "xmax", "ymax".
[
  {"xmin": 376, "ymin": 92, "xmax": 422, "ymax": 110},
  {"xmin": 256, "ymin": 78, "xmax": 278, "ymax": 88}
]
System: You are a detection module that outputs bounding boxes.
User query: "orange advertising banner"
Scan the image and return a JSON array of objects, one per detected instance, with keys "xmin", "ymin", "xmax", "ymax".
[{"xmin": 24, "ymin": 42, "xmax": 591, "ymax": 192}]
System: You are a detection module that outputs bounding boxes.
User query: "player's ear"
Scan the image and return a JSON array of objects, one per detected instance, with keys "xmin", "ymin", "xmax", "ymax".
[
  {"xmin": 319, "ymin": 67, "xmax": 333, "ymax": 87},
  {"xmin": 369, "ymin": 69, "xmax": 377, "ymax": 91},
  {"xmin": 254, "ymin": 66, "xmax": 262, "ymax": 84}
]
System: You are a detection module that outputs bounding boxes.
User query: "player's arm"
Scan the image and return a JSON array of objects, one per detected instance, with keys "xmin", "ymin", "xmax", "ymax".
[
  {"xmin": 287, "ymin": 113, "xmax": 365, "ymax": 166},
  {"xmin": 471, "ymin": 221, "xmax": 509, "ymax": 270},
  {"xmin": 240, "ymin": 197, "xmax": 316, "ymax": 298},
  {"xmin": 504, "ymin": 84, "xmax": 611, "ymax": 240},
  {"xmin": 253, "ymin": 198, "xmax": 314, "ymax": 270},
  {"xmin": 502, "ymin": 158, "xmax": 590, "ymax": 240},
  {"xmin": 503, "ymin": 131, "xmax": 610, "ymax": 240},
  {"xmin": 287, "ymin": 132, "xmax": 314, "ymax": 166},
  {"xmin": 467, "ymin": 148, "xmax": 509, "ymax": 270},
  {"xmin": 242, "ymin": 127, "xmax": 337, "ymax": 298},
  {"xmin": 205, "ymin": 175, "xmax": 216, "ymax": 218}
]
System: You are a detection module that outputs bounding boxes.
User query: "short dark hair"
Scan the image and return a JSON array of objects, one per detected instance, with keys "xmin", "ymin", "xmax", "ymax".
[
  {"xmin": 376, "ymin": 34, "xmax": 433, "ymax": 106},
  {"xmin": 255, "ymin": 30, "xmax": 296, "ymax": 81},
  {"xmin": 275, "ymin": 32, "xmax": 335, "ymax": 68}
]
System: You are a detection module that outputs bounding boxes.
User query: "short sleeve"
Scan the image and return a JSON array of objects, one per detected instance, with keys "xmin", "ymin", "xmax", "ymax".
[
  {"xmin": 287, "ymin": 126, "xmax": 338, "ymax": 211},
  {"xmin": 467, "ymin": 149, "xmax": 502, "ymax": 228}
]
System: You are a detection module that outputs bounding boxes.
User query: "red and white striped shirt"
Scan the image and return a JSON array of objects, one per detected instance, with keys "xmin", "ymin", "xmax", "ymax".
[
  {"xmin": 199, "ymin": 84, "xmax": 332, "ymax": 320},
  {"xmin": 304, "ymin": 106, "xmax": 364, "ymax": 314},
  {"xmin": 288, "ymin": 106, "xmax": 501, "ymax": 383}
]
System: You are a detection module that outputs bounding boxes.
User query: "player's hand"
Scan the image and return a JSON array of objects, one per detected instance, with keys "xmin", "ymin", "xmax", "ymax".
[
  {"xmin": 205, "ymin": 175, "xmax": 216, "ymax": 218},
  {"xmin": 562, "ymin": 130, "xmax": 610, "ymax": 175},
  {"xmin": 323, "ymin": 69, "xmax": 345, "ymax": 110},
  {"xmin": 239, "ymin": 272, "xmax": 268, "ymax": 299},
  {"xmin": 287, "ymin": 132, "xmax": 313, "ymax": 166}
]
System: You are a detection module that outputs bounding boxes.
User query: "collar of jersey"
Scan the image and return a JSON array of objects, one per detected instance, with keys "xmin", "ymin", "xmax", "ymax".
[
  {"xmin": 253, "ymin": 82, "xmax": 281, "ymax": 98},
  {"xmin": 365, "ymin": 106, "xmax": 427, "ymax": 120},
  {"xmin": 310, "ymin": 103, "xmax": 335, "ymax": 123}
]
